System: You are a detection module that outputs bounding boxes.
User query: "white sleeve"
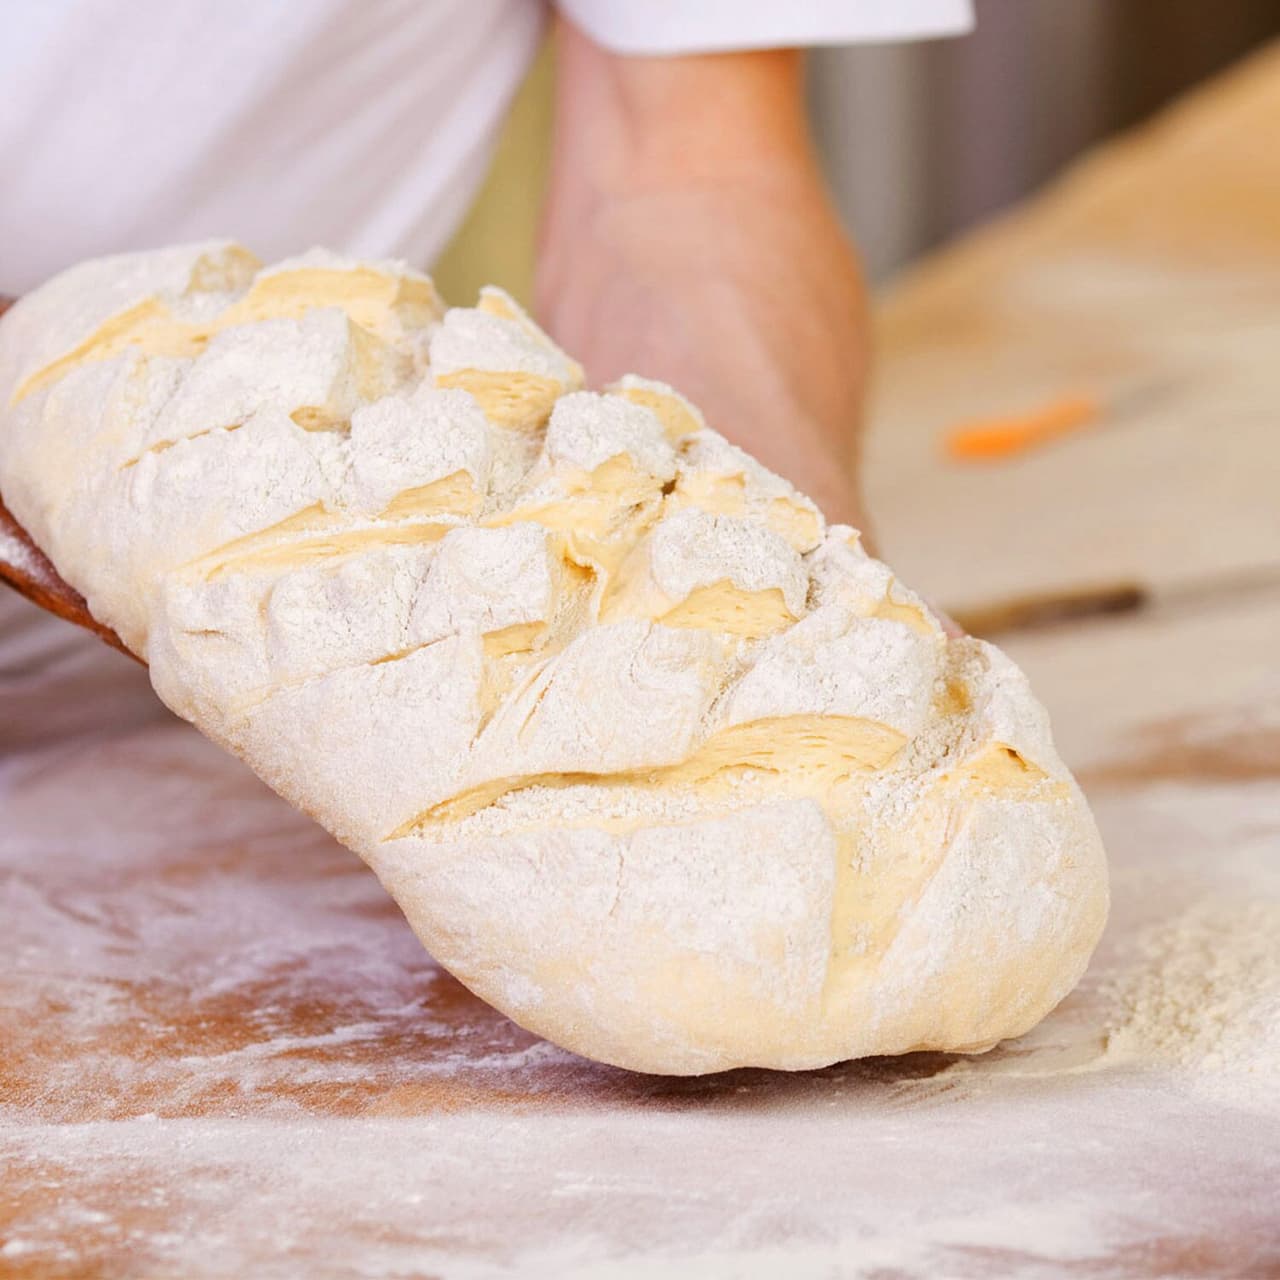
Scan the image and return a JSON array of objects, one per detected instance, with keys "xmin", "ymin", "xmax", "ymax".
[{"xmin": 556, "ymin": 1, "xmax": 974, "ymax": 54}]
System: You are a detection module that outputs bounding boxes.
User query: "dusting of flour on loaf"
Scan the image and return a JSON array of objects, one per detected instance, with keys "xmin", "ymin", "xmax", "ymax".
[{"xmin": 0, "ymin": 241, "xmax": 1109, "ymax": 1074}]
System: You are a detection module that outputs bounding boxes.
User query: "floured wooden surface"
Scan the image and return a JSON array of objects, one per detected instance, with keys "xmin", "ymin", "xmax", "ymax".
[
  {"xmin": 4, "ymin": 46, "xmax": 1280, "ymax": 1280},
  {"xmin": 1, "ymin": 589, "xmax": 1277, "ymax": 1278}
]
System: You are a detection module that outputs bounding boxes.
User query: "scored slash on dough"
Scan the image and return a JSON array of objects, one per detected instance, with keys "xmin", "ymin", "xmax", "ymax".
[{"xmin": 0, "ymin": 241, "xmax": 1109, "ymax": 1075}]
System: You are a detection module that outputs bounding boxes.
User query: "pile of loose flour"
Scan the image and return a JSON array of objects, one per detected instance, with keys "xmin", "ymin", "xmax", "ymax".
[{"xmin": 1101, "ymin": 896, "xmax": 1280, "ymax": 1089}]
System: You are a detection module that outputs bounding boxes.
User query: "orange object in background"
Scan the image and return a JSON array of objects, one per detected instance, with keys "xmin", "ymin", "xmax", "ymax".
[{"xmin": 944, "ymin": 393, "xmax": 1100, "ymax": 461}]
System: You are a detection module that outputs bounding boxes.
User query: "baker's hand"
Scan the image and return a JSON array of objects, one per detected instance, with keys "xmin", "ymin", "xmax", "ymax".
[{"xmin": 537, "ymin": 23, "xmax": 872, "ymax": 537}]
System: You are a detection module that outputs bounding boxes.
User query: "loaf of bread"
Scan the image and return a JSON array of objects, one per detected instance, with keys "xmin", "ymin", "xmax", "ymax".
[{"xmin": 0, "ymin": 243, "xmax": 1108, "ymax": 1073}]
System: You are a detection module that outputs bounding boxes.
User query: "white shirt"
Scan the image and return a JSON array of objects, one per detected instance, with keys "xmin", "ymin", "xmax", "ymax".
[{"xmin": 1, "ymin": 1, "xmax": 971, "ymax": 293}]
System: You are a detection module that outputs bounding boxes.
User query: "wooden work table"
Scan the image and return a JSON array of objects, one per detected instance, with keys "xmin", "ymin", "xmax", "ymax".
[{"xmin": 2, "ymin": 46, "xmax": 1278, "ymax": 1280}]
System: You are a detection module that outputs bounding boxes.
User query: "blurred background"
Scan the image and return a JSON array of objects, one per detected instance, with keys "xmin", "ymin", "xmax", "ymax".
[{"xmin": 436, "ymin": 0, "xmax": 1280, "ymax": 301}]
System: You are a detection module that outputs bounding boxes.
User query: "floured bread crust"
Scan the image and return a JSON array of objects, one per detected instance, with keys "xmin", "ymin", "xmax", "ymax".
[{"xmin": 0, "ymin": 242, "xmax": 1108, "ymax": 1074}]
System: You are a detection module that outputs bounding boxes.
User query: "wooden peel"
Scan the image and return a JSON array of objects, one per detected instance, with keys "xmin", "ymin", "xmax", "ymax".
[{"xmin": 0, "ymin": 294, "xmax": 138, "ymax": 661}]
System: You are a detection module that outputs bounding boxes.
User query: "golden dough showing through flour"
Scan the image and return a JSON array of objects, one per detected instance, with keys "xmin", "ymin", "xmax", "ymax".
[{"xmin": 0, "ymin": 241, "xmax": 1109, "ymax": 1074}]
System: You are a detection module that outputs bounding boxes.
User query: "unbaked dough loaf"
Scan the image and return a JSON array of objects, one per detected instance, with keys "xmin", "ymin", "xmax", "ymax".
[{"xmin": 0, "ymin": 243, "xmax": 1108, "ymax": 1074}]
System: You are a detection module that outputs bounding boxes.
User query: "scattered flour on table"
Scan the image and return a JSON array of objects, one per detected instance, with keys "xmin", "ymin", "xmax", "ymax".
[{"xmin": 1100, "ymin": 896, "xmax": 1280, "ymax": 1090}]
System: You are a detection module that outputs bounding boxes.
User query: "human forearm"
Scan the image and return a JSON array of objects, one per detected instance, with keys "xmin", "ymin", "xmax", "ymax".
[{"xmin": 537, "ymin": 21, "xmax": 871, "ymax": 526}]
